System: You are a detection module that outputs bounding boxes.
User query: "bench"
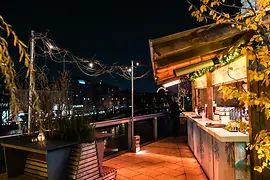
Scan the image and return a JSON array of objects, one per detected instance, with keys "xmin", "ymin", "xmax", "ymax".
[{"xmin": 9, "ymin": 153, "xmax": 48, "ymax": 180}]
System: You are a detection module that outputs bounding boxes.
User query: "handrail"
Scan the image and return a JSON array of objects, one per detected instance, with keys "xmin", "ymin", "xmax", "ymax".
[
  {"xmin": 0, "ymin": 113, "xmax": 168, "ymax": 138},
  {"xmin": 0, "ymin": 134, "xmax": 21, "ymax": 139},
  {"xmin": 91, "ymin": 113, "xmax": 167, "ymax": 128}
]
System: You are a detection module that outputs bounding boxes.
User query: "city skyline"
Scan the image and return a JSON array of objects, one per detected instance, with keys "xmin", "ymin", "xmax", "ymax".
[{"xmin": 1, "ymin": 0, "xmax": 200, "ymax": 93}]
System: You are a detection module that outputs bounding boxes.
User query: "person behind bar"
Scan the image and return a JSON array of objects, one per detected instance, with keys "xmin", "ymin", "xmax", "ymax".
[{"xmin": 169, "ymin": 96, "xmax": 181, "ymax": 137}]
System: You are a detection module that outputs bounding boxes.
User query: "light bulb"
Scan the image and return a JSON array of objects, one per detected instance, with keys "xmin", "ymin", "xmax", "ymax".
[{"xmin": 89, "ymin": 62, "xmax": 93, "ymax": 68}]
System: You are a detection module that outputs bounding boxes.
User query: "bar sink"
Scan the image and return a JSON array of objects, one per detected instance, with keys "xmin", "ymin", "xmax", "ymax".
[{"xmin": 205, "ymin": 123, "xmax": 226, "ymax": 128}]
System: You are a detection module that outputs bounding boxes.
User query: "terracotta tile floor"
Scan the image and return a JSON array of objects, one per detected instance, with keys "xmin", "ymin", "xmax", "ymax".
[{"xmin": 103, "ymin": 137, "xmax": 208, "ymax": 180}]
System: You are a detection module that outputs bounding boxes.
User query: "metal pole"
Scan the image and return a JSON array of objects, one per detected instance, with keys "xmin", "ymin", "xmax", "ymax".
[
  {"xmin": 28, "ymin": 30, "xmax": 35, "ymax": 135},
  {"xmin": 131, "ymin": 60, "xmax": 134, "ymax": 149},
  {"xmin": 63, "ymin": 60, "xmax": 66, "ymax": 72}
]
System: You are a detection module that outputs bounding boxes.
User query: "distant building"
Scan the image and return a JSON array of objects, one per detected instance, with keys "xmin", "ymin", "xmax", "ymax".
[{"xmin": 0, "ymin": 79, "xmax": 9, "ymax": 126}]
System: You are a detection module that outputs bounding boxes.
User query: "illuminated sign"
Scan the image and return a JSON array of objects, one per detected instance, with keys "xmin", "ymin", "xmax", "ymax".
[
  {"xmin": 78, "ymin": 80, "xmax": 85, "ymax": 84},
  {"xmin": 73, "ymin": 105, "xmax": 84, "ymax": 108}
]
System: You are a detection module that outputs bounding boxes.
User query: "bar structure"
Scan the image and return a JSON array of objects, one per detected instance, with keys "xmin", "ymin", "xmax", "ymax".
[{"xmin": 149, "ymin": 24, "xmax": 253, "ymax": 180}]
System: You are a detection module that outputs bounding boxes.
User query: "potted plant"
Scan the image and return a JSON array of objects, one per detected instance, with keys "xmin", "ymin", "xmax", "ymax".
[{"xmin": 54, "ymin": 116, "xmax": 116, "ymax": 180}]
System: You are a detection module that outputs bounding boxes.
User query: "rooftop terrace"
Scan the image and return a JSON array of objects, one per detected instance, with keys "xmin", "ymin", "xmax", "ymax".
[{"xmin": 103, "ymin": 137, "xmax": 208, "ymax": 180}]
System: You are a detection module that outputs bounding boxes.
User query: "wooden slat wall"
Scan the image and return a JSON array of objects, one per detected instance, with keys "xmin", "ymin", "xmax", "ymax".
[
  {"xmin": 68, "ymin": 143, "xmax": 100, "ymax": 180},
  {"xmin": 212, "ymin": 56, "xmax": 247, "ymax": 86},
  {"xmin": 68, "ymin": 143, "xmax": 117, "ymax": 180},
  {"xmin": 191, "ymin": 82, "xmax": 196, "ymax": 111},
  {"xmin": 23, "ymin": 153, "xmax": 48, "ymax": 180},
  {"xmin": 206, "ymin": 72, "xmax": 213, "ymax": 119}
]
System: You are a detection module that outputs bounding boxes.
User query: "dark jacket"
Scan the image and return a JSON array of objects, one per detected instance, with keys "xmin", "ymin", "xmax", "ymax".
[{"xmin": 169, "ymin": 101, "xmax": 180, "ymax": 118}]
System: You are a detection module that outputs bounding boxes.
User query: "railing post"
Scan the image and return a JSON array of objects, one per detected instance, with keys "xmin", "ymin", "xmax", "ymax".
[
  {"xmin": 128, "ymin": 122, "xmax": 132, "ymax": 150},
  {"xmin": 153, "ymin": 117, "xmax": 158, "ymax": 141}
]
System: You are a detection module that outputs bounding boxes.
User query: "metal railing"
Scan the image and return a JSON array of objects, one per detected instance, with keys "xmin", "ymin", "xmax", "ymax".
[
  {"xmin": 0, "ymin": 112, "xmax": 172, "ymax": 174},
  {"xmin": 93, "ymin": 112, "xmax": 172, "ymax": 156},
  {"xmin": 91, "ymin": 113, "xmax": 165, "ymax": 128}
]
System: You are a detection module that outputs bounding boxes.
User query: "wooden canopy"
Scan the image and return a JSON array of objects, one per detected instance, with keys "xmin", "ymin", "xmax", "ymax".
[{"xmin": 149, "ymin": 24, "xmax": 246, "ymax": 85}]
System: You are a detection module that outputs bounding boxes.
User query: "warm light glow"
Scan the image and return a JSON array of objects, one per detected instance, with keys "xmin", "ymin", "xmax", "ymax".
[
  {"xmin": 89, "ymin": 62, "xmax": 93, "ymax": 68},
  {"xmin": 128, "ymin": 68, "xmax": 132, "ymax": 72},
  {"xmin": 163, "ymin": 79, "xmax": 180, "ymax": 88},
  {"xmin": 37, "ymin": 132, "xmax": 45, "ymax": 142},
  {"xmin": 157, "ymin": 87, "xmax": 168, "ymax": 93},
  {"xmin": 135, "ymin": 147, "xmax": 140, "ymax": 153},
  {"xmin": 136, "ymin": 150, "xmax": 147, "ymax": 155}
]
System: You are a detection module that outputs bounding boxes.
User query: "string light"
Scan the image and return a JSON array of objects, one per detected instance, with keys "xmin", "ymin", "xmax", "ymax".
[
  {"xmin": 189, "ymin": 47, "xmax": 242, "ymax": 81},
  {"xmin": 22, "ymin": 32, "xmax": 149, "ymax": 81}
]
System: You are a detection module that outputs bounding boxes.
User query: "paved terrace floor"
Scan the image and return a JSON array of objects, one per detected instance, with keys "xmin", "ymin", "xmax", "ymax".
[{"xmin": 103, "ymin": 137, "xmax": 208, "ymax": 180}]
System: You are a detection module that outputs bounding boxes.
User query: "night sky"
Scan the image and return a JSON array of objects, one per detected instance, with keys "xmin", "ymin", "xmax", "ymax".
[{"xmin": 1, "ymin": 0, "xmax": 200, "ymax": 92}]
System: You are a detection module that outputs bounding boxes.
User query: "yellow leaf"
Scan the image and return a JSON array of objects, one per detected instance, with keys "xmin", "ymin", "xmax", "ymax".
[
  {"xmin": 213, "ymin": 13, "xmax": 217, "ymax": 19},
  {"xmin": 246, "ymin": 18, "xmax": 251, "ymax": 25},
  {"xmin": 18, "ymin": 40, "xmax": 28, "ymax": 48},
  {"xmin": 224, "ymin": 13, "xmax": 230, "ymax": 19},
  {"xmin": 200, "ymin": 5, "xmax": 207, "ymax": 12},
  {"xmin": 254, "ymin": 166, "xmax": 263, "ymax": 173},
  {"xmin": 24, "ymin": 59, "xmax": 29, "ymax": 67},
  {"xmin": 188, "ymin": 5, "xmax": 193, "ymax": 11},
  {"xmin": 6, "ymin": 26, "xmax": 10, "ymax": 37},
  {"xmin": 259, "ymin": 73, "xmax": 264, "ymax": 80},
  {"xmin": 241, "ymin": 48, "xmax": 247, "ymax": 55},
  {"xmin": 247, "ymin": 46, "xmax": 253, "ymax": 51},
  {"xmin": 19, "ymin": 52, "xmax": 24, "ymax": 62}
]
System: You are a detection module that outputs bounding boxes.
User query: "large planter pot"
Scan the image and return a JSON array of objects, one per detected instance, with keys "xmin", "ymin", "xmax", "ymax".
[
  {"xmin": 96, "ymin": 139, "xmax": 105, "ymax": 172},
  {"xmin": 68, "ymin": 142, "xmax": 100, "ymax": 179},
  {"xmin": 68, "ymin": 141, "xmax": 117, "ymax": 180}
]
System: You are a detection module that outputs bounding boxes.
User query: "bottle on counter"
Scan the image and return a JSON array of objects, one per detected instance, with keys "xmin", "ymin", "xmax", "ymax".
[
  {"xmin": 205, "ymin": 104, "xmax": 208, "ymax": 118},
  {"xmin": 201, "ymin": 110, "xmax": 206, "ymax": 118},
  {"xmin": 195, "ymin": 107, "xmax": 198, "ymax": 115},
  {"xmin": 213, "ymin": 101, "xmax": 216, "ymax": 114}
]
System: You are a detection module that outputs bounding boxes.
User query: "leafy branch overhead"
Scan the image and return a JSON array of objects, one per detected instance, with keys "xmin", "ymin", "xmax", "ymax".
[
  {"xmin": 187, "ymin": 0, "xmax": 270, "ymax": 173},
  {"xmin": 0, "ymin": 15, "xmax": 30, "ymax": 116},
  {"xmin": 189, "ymin": 47, "xmax": 242, "ymax": 81}
]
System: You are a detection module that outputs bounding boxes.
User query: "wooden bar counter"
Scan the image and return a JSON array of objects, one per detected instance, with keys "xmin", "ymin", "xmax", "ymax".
[{"xmin": 183, "ymin": 112, "xmax": 250, "ymax": 180}]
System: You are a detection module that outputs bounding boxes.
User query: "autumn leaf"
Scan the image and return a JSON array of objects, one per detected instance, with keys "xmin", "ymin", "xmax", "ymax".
[{"xmin": 224, "ymin": 13, "xmax": 230, "ymax": 19}]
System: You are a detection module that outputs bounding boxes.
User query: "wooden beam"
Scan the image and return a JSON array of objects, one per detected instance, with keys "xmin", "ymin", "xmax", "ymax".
[
  {"xmin": 155, "ymin": 52, "xmax": 220, "ymax": 85},
  {"xmin": 191, "ymin": 82, "xmax": 196, "ymax": 112},
  {"xmin": 155, "ymin": 34, "xmax": 243, "ymax": 68},
  {"xmin": 206, "ymin": 72, "xmax": 213, "ymax": 120},
  {"xmin": 152, "ymin": 24, "xmax": 241, "ymax": 56},
  {"xmin": 156, "ymin": 52, "xmax": 218, "ymax": 74}
]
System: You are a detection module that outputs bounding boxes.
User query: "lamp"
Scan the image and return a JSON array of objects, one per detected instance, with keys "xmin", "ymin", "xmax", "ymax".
[
  {"xmin": 173, "ymin": 60, "xmax": 214, "ymax": 77},
  {"xmin": 163, "ymin": 79, "xmax": 180, "ymax": 88},
  {"xmin": 37, "ymin": 132, "xmax": 45, "ymax": 142}
]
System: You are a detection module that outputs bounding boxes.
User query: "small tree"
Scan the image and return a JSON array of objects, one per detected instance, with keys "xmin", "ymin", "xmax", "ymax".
[
  {"xmin": 177, "ymin": 77, "xmax": 191, "ymax": 111},
  {"xmin": 187, "ymin": 0, "xmax": 270, "ymax": 174},
  {"xmin": 16, "ymin": 70, "xmax": 71, "ymax": 136},
  {"xmin": 0, "ymin": 16, "xmax": 29, "ymax": 127}
]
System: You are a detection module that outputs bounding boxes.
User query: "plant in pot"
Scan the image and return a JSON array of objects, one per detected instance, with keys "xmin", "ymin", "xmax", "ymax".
[
  {"xmin": 55, "ymin": 115, "xmax": 95, "ymax": 143},
  {"xmin": 54, "ymin": 116, "xmax": 100, "ymax": 179}
]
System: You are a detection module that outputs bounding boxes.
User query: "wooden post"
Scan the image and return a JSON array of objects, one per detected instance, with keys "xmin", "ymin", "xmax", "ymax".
[
  {"xmin": 128, "ymin": 122, "xmax": 132, "ymax": 151},
  {"xmin": 247, "ymin": 55, "xmax": 270, "ymax": 180},
  {"xmin": 191, "ymin": 82, "xmax": 196, "ymax": 111},
  {"xmin": 153, "ymin": 117, "xmax": 158, "ymax": 141},
  {"xmin": 206, "ymin": 72, "xmax": 213, "ymax": 119}
]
